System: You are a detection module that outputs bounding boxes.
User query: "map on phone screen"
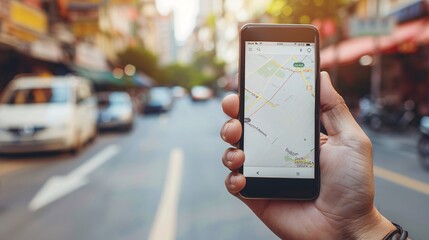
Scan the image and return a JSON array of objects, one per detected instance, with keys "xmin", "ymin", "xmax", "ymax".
[{"xmin": 243, "ymin": 41, "xmax": 316, "ymax": 179}]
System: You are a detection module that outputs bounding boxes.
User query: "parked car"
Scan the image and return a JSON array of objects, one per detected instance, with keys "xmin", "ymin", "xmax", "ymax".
[
  {"xmin": 97, "ymin": 91, "xmax": 134, "ymax": 131},
  {"xmin": 0, "ymin": 75, "xmax": 98, "ymax": 154},
  {"xmin": 141, "ymin": 87, "xmax": 174, "ymax": 114},
  {"xmin": 190, "ymin": 86, "xmax": 214, "ymax": 101},
  {"xmin": 172, "ymin": 86, "xmax": 187, "ymax": 98}
]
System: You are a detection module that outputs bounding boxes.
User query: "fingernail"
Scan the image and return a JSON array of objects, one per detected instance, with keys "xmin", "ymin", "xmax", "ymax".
[
  {"xmin": 221, "ymin": 123, "xmax": 231, "ymax": 140},
  {"xmin": 226, "ymin": 150, "xmax": 235, "ymax": 163},
  {"xmin": 230, "ymin": 174, "xmax": 238, "ymax": 186}
]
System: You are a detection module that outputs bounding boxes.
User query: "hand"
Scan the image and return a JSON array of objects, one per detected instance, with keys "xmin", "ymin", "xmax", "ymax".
[{"xmin": 220, "ymin": 72, "xmax": 396, "ymax": 240}]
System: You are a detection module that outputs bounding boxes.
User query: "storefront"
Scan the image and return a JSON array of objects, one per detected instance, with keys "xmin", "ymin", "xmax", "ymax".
[
  {"xmin": 0, "ymin": 0, "xmax": 70, "ymax": 92},
  {"xmin": 320, "ymin": 1, "xmax": 429, "ymax": 117},
  {"xmin": 321, "ymin": 18, "xmax": 428, "ymax": 68}
]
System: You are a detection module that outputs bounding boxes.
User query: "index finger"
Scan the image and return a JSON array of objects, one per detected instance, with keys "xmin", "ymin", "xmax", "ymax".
[{"xmin": 222, "ymin": 94, "xmax": 239, "ymax": 119}]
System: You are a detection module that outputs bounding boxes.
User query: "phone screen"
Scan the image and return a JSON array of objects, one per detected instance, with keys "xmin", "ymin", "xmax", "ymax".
[{"xmin": 243, "ymin": 41, "xmax": 316, "ymax": 179}]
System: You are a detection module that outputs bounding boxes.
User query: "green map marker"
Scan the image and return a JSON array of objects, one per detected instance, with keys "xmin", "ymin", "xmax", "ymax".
[{"xmin": 293, "ymin": 62, "xmax": 305, "ymax": 68}]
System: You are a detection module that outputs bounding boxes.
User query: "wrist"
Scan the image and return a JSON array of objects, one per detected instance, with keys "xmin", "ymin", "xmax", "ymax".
[{"xmin": 350, "ymin": 208, "xmax": 397, "ymax": 240}]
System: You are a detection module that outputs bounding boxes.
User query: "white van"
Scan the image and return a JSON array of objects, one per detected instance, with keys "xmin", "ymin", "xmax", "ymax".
[{"xmin": 0, "ymin": 75, "xmax": 98, "ymax": 154}]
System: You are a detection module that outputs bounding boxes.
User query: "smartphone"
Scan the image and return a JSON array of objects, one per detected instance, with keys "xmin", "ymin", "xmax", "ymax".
[{"xmin": 238, "ymin": 24, "xmax": 320, "ymax": 199}]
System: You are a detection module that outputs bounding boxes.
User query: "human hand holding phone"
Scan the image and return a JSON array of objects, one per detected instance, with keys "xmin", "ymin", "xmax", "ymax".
[{"xmin": 220, "ymin": 72, "xmax": 397, "ymax": 239}]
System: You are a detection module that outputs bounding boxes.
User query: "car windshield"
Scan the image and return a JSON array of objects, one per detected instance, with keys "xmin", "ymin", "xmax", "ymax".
[
  {"xmin": 1, "ymin": 87, "xmax": 70, "ymax": 105},
  {"xmin": 98, "ymin": 93, "xmax": 131, "ymax": 107},
  {"xmin": 150, "ymin": 88, "xmax": 171, "ymax": 102},
  {"xmin": 110, "ymin": 93, "xmax": 131, "ymax": 105}
]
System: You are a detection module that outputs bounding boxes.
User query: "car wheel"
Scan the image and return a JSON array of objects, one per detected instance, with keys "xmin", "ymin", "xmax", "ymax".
[
  {"xmin": 71, "ymin": 130, "xmax": 83, "ymax": 155},
  {"xmin": 124, "ymin": 122, "xmax": 133, "ymax": 132}
]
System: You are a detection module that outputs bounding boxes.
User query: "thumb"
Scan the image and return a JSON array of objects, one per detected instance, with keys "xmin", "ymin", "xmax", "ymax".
[{"xmin": 320, "ymin": 71, "xmax": 361, "ymax": 136}]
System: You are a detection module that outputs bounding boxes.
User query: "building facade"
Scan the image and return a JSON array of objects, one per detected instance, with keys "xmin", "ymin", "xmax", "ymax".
[{"xmin": 321, "ymin": 0, "xmax": 429, "ymax": 117}]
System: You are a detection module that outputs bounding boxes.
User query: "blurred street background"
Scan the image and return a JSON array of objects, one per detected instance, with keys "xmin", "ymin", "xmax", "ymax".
[{"xmin": 0, "ymin": 0, "xmax": 429, "ymax": 239}]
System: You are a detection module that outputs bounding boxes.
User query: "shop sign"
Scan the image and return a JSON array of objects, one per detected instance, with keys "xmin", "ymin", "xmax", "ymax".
[
  {"xmin": 75, "ymin": 42, "xmax": 108, "ymax": 70},
  {"xmin": 72, "ymin": 20, "xmax": 99, "ymax": 37},
  {"xmin": 30, "ymin": 39, "xmax": 64, "ymax": 62},
  {"xmin": 68, "ymin": 8, "xmax": 99, "ymax": 21},
  {"xmin": 0, "ymin": 0, "xmax": 10, "ymax": 20},
  {"xmin": 2, "ymin": 21, "xmax": 38, "ymax": 42},
  {"xmin": 348, "ymin": 17, "xmax": 396, "ymax": 37},
  {"xmin": 0, "ymin": 21, "xmax": 32, "ymax": 52},
  {"xmin": 10, "ymin": 1, "xmax": 47, "ymax": 34}
]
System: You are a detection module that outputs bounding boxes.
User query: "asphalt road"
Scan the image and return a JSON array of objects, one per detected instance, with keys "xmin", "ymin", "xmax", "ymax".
[
  {"xmin": 0, "ymin": 97, "xmax": 428, "ymax": 240},
  {"xmin": 369, "ymin": 128, "xmax": 429, "ymax": 239}
]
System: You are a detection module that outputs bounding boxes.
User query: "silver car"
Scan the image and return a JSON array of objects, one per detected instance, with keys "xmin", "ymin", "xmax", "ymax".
[{"xmin": 97, "ymin": 92, "xmax": 134, "ymax": 131}]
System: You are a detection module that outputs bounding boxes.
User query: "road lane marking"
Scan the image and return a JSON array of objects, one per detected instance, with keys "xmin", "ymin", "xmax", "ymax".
[
  {"xmin": 70, "ymin": 145, "xmax": 120, "ymax": 177},
  {"xmin": 148, "ymin": 148, "xmax": 184, "ymax": 240},
  {"xmin": 28, "ymin": 145, "xmax": 120, "ymax": 211},
  {"xmin": 374, "ymin": 165, "xmax": 429, "ymax": 197}
]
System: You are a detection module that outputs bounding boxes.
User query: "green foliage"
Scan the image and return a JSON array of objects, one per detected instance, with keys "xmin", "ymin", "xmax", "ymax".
[
  {"xmin": 267, "ymin": 0, "xmax": 350, "ymax": 23},
  {"xmin": 160, "ymin": 63, "xmax": 206, "ymax": 89},
  {"xmin": 117, "ymin": 46, "xmax": 225, "ymax": 89},
  {"xmin": 117, "ymin": 47, "xmax": 159, "ymax": 80},
  {"xmin": 192, "ymin": 50, "xmax": 225, "ymax": 79},
  {"xmin": 160, "ymin": 50, "xmax": 226, "ymax": 89}
]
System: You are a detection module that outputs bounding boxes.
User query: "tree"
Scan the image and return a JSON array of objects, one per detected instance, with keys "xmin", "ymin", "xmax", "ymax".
[
  {"xmin": 117, "ymin": 47, "xmax": 160, "ymax": 80},
  {"xmin": 160, "ymin": 63, "xmax": 206, "ymax": 89},
  {"xmin": 267, "ymin": 0, "xmax": 350, "ymax": 24},
  {"xmin": 191, "ymin": 50, "xmax": 225, "ymax": 87},
  {"xmin": 159, "ymin": 50, "xmax": 226, "ymax": 89}
]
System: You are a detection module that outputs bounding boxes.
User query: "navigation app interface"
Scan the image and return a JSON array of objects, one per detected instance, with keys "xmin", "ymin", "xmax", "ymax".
[{"xmin": 243, "ymin": 41, "xmax": 315, "ymax": 179}]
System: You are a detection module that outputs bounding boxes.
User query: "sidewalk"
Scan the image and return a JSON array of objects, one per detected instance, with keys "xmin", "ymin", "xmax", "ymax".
[{"xmin": 362, "ymin": 125, "xmax": 418, "ymax": 154}]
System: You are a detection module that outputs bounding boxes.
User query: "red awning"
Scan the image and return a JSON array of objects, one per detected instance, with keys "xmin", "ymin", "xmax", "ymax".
[
  {"xmin": 416, "ymin": 22, "xmax": 429, "ymax": 44},
  {"xmin": 321, "ymin": 18, "xmax": 429, "ymax": 68}
]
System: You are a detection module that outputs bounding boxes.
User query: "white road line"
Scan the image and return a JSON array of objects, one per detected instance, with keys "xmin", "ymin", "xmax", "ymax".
[
  {"xmin": 148, "ymin": 148, "xmax": 184, "ymax": 240},
  {"xmin": 28, "ymin": 145, "xmax": 120, "ymax": 211},
  {"xmin": 374, "ymin": 165, "xmax": 429, "ymax": 197},
  {"xmin": 70, "ymin": 145, "xmax": 120, "ymax": 177}
]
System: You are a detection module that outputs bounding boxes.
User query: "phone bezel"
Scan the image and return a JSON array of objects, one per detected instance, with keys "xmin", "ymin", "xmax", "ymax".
[{"xmin": 238, "ymin": 24, "xmax": 321, "ymax": 200}]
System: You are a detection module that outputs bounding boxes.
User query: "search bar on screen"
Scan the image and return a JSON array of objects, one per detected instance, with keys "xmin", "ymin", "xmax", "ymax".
[{"xmin": 248, "ymin": 45, "xmax": 312, "ymax": 55}]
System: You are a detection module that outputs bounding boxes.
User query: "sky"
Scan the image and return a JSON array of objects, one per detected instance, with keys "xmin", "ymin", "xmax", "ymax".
[{"xmin": 156, "ymin": 0, "xmax": 200, "ymax": 43}]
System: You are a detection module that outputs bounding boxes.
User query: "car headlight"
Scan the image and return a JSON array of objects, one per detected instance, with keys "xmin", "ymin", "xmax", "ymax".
[{"xmin": 120, "ymin": 111, "xmax": 133, "ymax": 121}]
